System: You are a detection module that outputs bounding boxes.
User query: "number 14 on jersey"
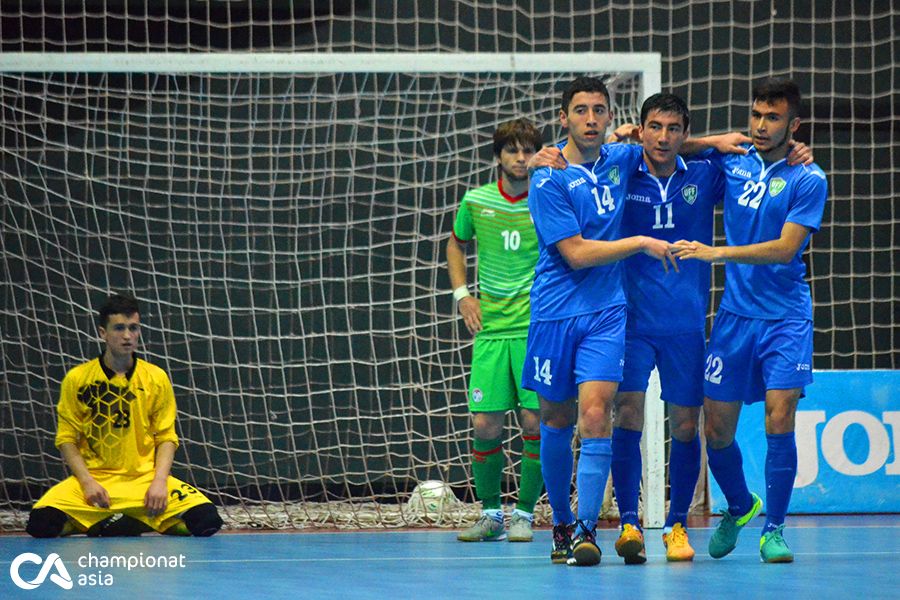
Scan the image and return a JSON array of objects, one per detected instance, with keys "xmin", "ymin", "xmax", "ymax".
[{"xmin": 592, "ymin": 186, "xmax": 616, "ymax": 215}]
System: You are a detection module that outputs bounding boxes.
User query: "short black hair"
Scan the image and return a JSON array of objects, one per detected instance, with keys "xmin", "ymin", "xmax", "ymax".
[
  {"xmin": 492, "ymin": 118, "xmax": 544, "ymax": 157},
  {"xmin": 640, "ymin": 93, "xmax": 690, "ymax": 130},
  {"xmin": 97, "ymin": 293, "xmax": 140, "ymax": 328},
  {"xmin": 752, "ymin": 77, "xmax": 802, "ymax": 119},
  {"xmin": 561, "ymin": 76, "xmax": 611, "ymax": 115}
]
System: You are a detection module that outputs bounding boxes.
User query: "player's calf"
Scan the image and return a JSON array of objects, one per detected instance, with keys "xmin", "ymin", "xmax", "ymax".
[
  {"xmin": 181, "ymin": 503, "xmax": 223, "ymax": 537},
  {"xmin": 26, "ymin": 506, "xmax": 70, "ymax": 538}
]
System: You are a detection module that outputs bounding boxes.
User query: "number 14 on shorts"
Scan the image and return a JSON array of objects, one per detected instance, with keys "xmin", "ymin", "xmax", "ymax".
[{"xmin": 533, "ymin": 358, "xmax": 552, "ymax": 385}]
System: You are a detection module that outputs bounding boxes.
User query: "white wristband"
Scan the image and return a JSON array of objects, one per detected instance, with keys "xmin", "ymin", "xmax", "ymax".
[{"xmin": 452, "ymin": 286, "xmax": 471, "ymax": 302}]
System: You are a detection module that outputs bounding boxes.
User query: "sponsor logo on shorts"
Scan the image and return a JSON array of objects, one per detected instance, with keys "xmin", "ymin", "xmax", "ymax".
[{"xmin": 472, "ymin": 388, "xmax": 483, "ymax": 403}]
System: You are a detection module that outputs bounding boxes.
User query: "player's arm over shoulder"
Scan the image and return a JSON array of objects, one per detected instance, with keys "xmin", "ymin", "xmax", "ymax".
[{"xmin": 680, "ymin": 133, "xmax": 751, "ymax": 159}]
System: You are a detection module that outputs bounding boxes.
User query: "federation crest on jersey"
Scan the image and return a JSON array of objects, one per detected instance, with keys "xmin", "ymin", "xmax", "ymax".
[
  {"xmin": 608, "ymin": 166, "xmax": 620, "ymax": 185},
  {"xmin": 681, "ymin": 184, "xmax": 698, "ymax": 205},
  {"xmin": 472, "ymin": 388, "xmax": 483, "ymax": 403},
  {"xmin": 769, "ymin": 177, "xmax": 787, "ymax": 197}
]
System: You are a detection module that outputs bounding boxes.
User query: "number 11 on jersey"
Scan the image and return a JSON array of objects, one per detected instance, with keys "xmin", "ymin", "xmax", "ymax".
[{"xmin": 653, "ymin": 203, "xmax": 674, "ymax": 229}]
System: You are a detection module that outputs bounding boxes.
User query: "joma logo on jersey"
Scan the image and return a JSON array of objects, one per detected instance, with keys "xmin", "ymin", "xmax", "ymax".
[
  {"xmin": 608, "ymin": 166, "xmax": 620, "ymax": 185},
  {"xmin": 626, "ymin": 193, "xmax": 651, "ymax": 203},
  {"xmin": 480, "ymin": 208, "xmax": 496, "ymax": 217},
  {"xmin": 681, "ymin": 184, "xmax": 698, "ymax": 205},
  {"xmin": 769, "ymin": 178, "xmax": 787, "ymax": 197},
  {"xmin": 731, "ymin": 166, "xmax": 753, "ymax": 178},
  {"xmin": 568, "ymin": 177, "xmax": 587, "ymax": 190}
]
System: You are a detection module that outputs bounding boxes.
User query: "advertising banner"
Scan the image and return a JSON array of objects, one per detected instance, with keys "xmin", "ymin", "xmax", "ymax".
[{"xmin": 709, "ymin": 370, "xmax": 899, "ymax": 513}]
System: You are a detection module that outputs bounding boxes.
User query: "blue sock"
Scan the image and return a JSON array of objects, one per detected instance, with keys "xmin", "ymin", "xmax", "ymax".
[
  {"xmin": 575, "ymin": 437, "xmax": 612, "ymax": 535},
  {"xmin": 540, "ymin": 422, "xmax": 575, "ymax": 526},
  {"xmin": 665, "ymin": 435, "xmax": 701, "ymax": 529},
  {"xmin": 763, "ymin": 432, "xmax": 797, "ymax": 534},
  {"xmin": 707, "ymin": 441, "xmax": 754, "ymax": 517},
  {"xmin": 611, "ymin": 427, "xmax": 642, "ymax": 528}
]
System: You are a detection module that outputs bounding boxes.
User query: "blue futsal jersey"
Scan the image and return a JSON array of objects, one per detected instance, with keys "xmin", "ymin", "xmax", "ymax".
[
  {"xmin": 705, "ymin": 146, "xmax": 828, "ymax": 320},
  {"xmin": 621, "ymin": 156, "xmax": 724, "ymax": 335},
  {"xmin": 528, "ymin": 143, "xmax": 644, "ymax": 321}
]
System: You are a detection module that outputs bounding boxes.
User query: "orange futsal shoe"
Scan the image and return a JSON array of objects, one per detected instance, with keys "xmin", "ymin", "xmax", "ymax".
[
  {"xmin": 615, "ymin": 523, "xmax": 647, "ymax": 564},
  {"xmin": 662, "ymin": 522, "xmax": 695, "ymax": 562}
]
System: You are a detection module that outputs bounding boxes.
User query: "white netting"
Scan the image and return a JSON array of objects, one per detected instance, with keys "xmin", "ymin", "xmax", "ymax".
[
  {"xmin": 0, "ymin": 60, "xmax": 649, "ymax": 530},
  {"xmin": 1, "ymin": 2, "xmax": 897, "ymax": 531}
]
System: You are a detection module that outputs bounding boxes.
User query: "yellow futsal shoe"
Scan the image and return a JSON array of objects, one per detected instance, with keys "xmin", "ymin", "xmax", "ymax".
[
  {"xmin": 614, "ymin": 523, "xmax": 647, "ymax": 564},
  {"xmin": 662, "ymin": 523, "xmax": 695, "ymax": 562}
]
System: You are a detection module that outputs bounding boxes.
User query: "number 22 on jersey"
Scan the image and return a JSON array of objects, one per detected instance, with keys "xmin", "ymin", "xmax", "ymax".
[{"xmin": 737, "ymin": 180, "xmax": 765, "ymax": 209}]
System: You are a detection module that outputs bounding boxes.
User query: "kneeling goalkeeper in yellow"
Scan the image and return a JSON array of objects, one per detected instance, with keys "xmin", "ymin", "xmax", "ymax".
[{"xmin": 27, "ymin": 293, "xmax": 223, "ymax": 538}]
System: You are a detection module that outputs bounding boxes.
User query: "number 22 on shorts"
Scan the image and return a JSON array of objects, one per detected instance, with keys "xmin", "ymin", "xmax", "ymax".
[
  {"xmin": 704, "ymin": 354, "xmax": 723, "ymax": 384},
  {"xmin": 533, "ymin": 357, "xmax": 552, "ymax": 386}
]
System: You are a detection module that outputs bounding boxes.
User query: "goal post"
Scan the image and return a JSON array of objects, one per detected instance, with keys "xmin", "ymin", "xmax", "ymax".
[{"xmin": 0, "ymin": 51, "xmax": 666, "ymax": 529}]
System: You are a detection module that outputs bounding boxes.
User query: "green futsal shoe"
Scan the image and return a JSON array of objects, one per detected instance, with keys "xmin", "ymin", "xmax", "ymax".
[
  {"xmin": 760, "ymin": 525, "xmax": 794, "ymax": 563},
  {"xmin": 708, "ymin": 492, "xmax": 762, "ymax": 559}
]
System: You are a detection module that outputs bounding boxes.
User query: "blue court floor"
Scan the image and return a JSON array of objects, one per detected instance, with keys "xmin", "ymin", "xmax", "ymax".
[{"xmin": 1, "ymin": 515, "xmax": 897, "ymax": 599}]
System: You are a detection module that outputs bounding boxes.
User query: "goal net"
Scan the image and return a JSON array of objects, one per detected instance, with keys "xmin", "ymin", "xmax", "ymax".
[{"xmin": 0, "ymin": 52, "xmax": 663, "ymax": 529}]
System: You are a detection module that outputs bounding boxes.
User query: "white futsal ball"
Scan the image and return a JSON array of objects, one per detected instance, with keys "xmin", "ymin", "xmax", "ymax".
[{"xmin": 407, "ymin": 480, "xmax": 458, "ymax": 517}]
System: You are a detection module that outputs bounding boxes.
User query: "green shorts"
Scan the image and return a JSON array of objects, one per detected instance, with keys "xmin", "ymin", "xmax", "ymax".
[{"xmin": 468, "ymin": 336, "xmax": 539, "ymax": 412}]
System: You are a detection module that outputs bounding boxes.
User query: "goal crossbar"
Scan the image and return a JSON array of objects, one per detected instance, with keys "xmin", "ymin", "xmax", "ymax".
[{"xmin": 0, "ymin": 51, "xmax": 661, "ymax": 77}]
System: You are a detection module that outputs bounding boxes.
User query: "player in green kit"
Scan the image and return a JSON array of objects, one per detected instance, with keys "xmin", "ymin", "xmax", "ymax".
[{"xmin": 447, "ymin": 118, "xmax": 545, "ymax": 542}]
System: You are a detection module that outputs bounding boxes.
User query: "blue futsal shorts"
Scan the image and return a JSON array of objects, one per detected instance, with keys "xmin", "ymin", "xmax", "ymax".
[
  {"xmin": 522, "ymin": 304, "xmax": 626, "ymax": 402},
  {"xmin": 619, "ymin": 329, "xmax": 706, "ymax": 407},
  {"xmin": 703, "ymin": 309, "xmax": 813, "ymax": 404}
]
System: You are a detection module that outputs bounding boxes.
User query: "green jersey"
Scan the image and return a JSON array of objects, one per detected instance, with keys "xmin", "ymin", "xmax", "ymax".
[{"xmin": 452, "ymin": 181, "xmax": 538, "ymax": 338}]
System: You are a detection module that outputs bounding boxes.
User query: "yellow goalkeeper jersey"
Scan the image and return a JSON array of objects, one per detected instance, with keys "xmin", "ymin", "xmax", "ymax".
[{"xmin": 55, "ymin": 355, "xmax": 179, "ymax": 477}]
